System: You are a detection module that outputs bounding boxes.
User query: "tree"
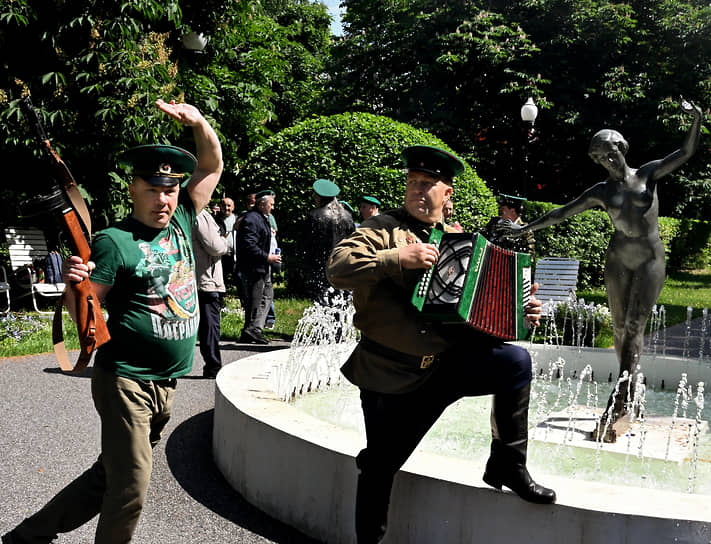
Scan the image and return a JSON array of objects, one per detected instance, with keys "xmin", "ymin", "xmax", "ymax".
[
  {"xmin": 502, "ymin": 0, "xmax": 711, "ymax": 210},
  {"xmin": 239, "ymin": 111, "xmax": 496, "ymax": 294},
  {"xmin": 327, "ymin": 1, "xmax": 543, "ymax": 195},
  {"xmin": 0, "ymin": 0, "xmax": 331, "ymax": 231},
  {"xmin": 327, "ymin": 0, "xmax": 711, "ymax": 216}
]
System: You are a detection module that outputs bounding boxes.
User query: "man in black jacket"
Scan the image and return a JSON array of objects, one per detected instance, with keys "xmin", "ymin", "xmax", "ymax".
[{"xmin": 236, "ymin": 189, "xmax": 281, "ymax": 344}]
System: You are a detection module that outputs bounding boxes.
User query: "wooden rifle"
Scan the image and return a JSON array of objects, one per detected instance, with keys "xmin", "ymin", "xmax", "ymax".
[{"xmin": 21, "ymin": 96, "xmax": 110, "ymax": 373}]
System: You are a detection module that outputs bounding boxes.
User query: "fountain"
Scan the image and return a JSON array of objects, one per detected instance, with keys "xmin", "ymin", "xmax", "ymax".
[{"xmin": 212, "ymin": 295, "xmax": 710, "ymax": 544}]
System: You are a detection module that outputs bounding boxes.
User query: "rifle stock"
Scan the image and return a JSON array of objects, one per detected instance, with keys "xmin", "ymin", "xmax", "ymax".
[
  {"xmin": 58, "ymin": 209, "xmax": 111, "ymax": 373},
  {"xmin": 20, "ymin": 96, "xmax": 110, "ymax": 372}
]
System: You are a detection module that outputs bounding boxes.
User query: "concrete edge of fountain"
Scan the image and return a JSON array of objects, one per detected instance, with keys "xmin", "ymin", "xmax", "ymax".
[{"xmin": 212, "ymin": 349, "xmax": 711, "ymax": 544}]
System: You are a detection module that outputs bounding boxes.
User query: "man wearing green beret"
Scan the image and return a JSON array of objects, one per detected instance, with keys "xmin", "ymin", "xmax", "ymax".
[
  {"xmin": 302, "ymin": 179, "xmax": 355, "ymax": 303},
  {"xmin": 327, "ymin": 145, "xmax": 554, "ymax": 544},
  {"xmin": 3, "ymin": 99, "xmax": 222, "ymax": 544},
  {"xmin": 359, "ymin": 195, "xmax": 381, "ymax": 221},
  {"xmin": 340, "ymin": 200, "xmax": 355, "ymax": 215}
]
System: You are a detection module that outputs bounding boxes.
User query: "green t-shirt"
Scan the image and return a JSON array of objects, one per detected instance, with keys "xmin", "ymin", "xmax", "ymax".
[{"xmin": 91, "ymin": 194, "xmax": 198, "ymax": 380}]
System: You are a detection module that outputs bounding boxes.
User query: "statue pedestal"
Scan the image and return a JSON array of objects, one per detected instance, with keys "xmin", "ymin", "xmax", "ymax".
[{"xmin": 533, "ymin": 406, "xmax": 708, "ymax": 464}]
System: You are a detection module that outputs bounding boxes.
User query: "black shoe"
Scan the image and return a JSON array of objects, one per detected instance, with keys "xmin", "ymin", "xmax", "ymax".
[
  {"xmin": 240, "ymin": 330, "xmax": 258, "ymax": 344},
  {"xmin": 240, "ymin": 329, "xmax": 269, "ymax": 345},
  {"xmin": 253, "ymin": 331, "xmax": 270, "ymax": 345},
  {"xmin": 202, "ymin": 367, "xmax": 221, "ymax": 378},
  {"xmin": 483, "ymin": 459, "xmax": 556, "ymax": 504}
]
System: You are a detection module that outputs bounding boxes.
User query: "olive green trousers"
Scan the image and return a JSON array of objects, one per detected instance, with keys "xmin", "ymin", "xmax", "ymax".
[{"xmin": 12, "ymin": 365, "xmax": 176, "ymax": 544}]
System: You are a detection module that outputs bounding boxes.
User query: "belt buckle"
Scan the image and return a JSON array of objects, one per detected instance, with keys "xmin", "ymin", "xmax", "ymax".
[{"xmin": 420, "ymin": 354, "xmax": 435, "ymax": 369}]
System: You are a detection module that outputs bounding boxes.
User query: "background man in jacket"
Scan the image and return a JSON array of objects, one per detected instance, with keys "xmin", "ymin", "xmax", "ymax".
[{"xmin": 192, "ymin": 208, "xmax": 229, "ymax": 378}]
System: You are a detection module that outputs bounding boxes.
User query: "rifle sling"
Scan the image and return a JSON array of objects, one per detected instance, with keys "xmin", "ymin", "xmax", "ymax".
[
  {"xmin": 52, "ymin": 291, "xmax": 98, "ymax": 374},
  {"xmin": 63, "ymin": 182, "xmax": 92, "ymax": 238}
]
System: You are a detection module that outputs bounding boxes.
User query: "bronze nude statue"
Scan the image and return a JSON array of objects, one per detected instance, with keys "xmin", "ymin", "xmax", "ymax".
[{"xmin": 500, "ymin": 99, "xmax": 703, "ymax": 439}]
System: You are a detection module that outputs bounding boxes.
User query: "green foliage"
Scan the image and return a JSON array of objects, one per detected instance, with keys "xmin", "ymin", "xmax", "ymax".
[
  {"xmin": 239, "ymin": 111, "xmax": 496, "ymax": 293},
  {"xmin": 330, "ymin": 0, "xmax": 711, "ymax": 216},
  {"xmin": 0, "ymin": 0, "xmax": 331, "ymax": 230},
  {"xmin": 524, "ymin": 201, "xmax": 613, "ymax": 289},
  {"xmin": 661, "ymin": 216, "xmax": 711, "ymax": 271},
  {"xmin": 328, "ymin": 1, "xmax": 544, "ymax": 195},
  {"xmin": 668, "ymin": 167, "xmax": 711, "ymax": 220},
  {"xmin": 0, "ymin": 313, "xmax": 79, "ymax": 357}
]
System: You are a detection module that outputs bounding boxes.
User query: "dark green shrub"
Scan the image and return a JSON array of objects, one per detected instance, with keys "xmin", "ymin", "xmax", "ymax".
[
  {"xmin": 240, "ymin": 112, "xmax": 496, "ymax": 294},
  {"xmin": 665, "ymin": 218, "xmax": 711, "ymax": 271}
]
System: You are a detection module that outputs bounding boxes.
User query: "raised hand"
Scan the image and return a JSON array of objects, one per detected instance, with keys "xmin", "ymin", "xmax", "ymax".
[
  {"xmin": 680, "ymin": 97, "xmax": 702, "ymax": 119},
  {"xmin": 155, "ymin": 99, "xmax": 204, "ymax": 127}
]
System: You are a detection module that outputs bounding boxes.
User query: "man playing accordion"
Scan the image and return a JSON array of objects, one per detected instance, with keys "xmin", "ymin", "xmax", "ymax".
[{"xmin": 327, "ymin": 144, "xmax": 556, "ymax": 544}]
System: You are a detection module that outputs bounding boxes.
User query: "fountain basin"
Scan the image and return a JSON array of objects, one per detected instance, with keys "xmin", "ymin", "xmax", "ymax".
[{"xmin": 213, "ymin": 347, "xmax": 711, "ymax": 544}]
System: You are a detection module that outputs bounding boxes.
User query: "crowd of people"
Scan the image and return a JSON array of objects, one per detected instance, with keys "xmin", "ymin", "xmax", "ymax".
[{"xmin": 201, "ymin": 181, "xmax": 390, "ymax": 347}]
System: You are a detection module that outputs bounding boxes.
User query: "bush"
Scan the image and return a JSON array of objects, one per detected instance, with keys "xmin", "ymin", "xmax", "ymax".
[
  {"xmin": 240, "ymin": 112, "xmax": 496, "ymax": 294},
  {"xmin": 663, "ymin": 217, "xmax": 711, "ymax": 271},
  {"xmin": 536, "ymin": 300, "xmax": 613, "ymax": 348}
]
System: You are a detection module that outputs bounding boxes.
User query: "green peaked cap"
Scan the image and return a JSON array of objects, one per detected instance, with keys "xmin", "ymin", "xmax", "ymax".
[
  {"xmin": 498, "ymin": 193, "xmax": 527, "ymax": 205},
  {"xmin": 401, "ymin": 145, "xmax": 465, "ymax": 181},
  {"xmin": 255, "ymin": 189, "xmax": 275, "ymax": 199},
  {"xmin": 118, "ymin": 144, "xmax": 197, "ymax": 186}
]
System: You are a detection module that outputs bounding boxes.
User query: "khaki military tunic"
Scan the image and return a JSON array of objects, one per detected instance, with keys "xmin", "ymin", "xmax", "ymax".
[{"xmin": 327, "ymin": 207, "xmax": 458, "ymax": 394}]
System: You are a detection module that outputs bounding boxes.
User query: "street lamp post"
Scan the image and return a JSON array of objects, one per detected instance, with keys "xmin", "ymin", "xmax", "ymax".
[{"xmin": 520, "ymin": 97, "xmax": 538, "ymax": 198}]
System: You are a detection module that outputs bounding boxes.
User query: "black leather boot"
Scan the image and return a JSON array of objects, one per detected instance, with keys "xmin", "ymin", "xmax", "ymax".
[
  {"xmin": 355, "ymin": 471, "xmax": 390, "ymax": 544},
  {"xmin": 354, "ymin": 451, "xmax": 392, "ymax": 544},
  {"xmin": 482, "ymin": 384, "xmax": 556, "ymax": 504}
]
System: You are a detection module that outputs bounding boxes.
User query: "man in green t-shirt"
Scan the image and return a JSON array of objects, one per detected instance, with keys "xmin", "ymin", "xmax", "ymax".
[{"xmin": 3, "ymin": 99, "xmax": 222, "ymax": 544}]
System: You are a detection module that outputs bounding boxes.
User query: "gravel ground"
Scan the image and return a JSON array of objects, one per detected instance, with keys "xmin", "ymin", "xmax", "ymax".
[{"xmin": 0, "ymin": 341, "xmax": 321, "ymax": 544}]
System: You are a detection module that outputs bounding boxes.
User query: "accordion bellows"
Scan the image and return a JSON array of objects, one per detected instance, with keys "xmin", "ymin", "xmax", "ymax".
[{"xmin": 411, "ymin": 231, "xmax": 532, "ymax": 341}]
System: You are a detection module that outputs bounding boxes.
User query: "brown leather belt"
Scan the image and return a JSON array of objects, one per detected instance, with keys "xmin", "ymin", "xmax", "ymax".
[{"xmin": 360, "ymin": 337, "xmax": 439, "ymax": 369}]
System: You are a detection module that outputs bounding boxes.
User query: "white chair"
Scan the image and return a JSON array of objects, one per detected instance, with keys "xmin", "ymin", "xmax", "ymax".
[
  {"xmin": 533, "ymin": 257, "xmax": 580, "ymax": 316},
  {"xmin": 4, "ymin": 227, "xmax": 65, "ymax": 314}
]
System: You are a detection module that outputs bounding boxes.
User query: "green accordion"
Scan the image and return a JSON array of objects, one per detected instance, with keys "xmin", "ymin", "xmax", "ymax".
[{"xmin": 411, "ymin": 230, "xmax": 532, "ymax": 341}]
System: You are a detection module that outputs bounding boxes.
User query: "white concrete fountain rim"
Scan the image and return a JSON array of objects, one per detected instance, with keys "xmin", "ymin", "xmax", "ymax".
[{"xmin": 216, "ymin": 348, "xmax": 709, "ymax": 524}]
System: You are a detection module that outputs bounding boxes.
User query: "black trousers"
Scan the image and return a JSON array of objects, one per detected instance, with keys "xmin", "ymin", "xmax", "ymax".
[
  {"xmin": 355, "ymin": 339, "xmax": 532, "ymax": 544},
  {"xmin": 197, "ymin": 290, "xmax": 223, "ymax": 374}
]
